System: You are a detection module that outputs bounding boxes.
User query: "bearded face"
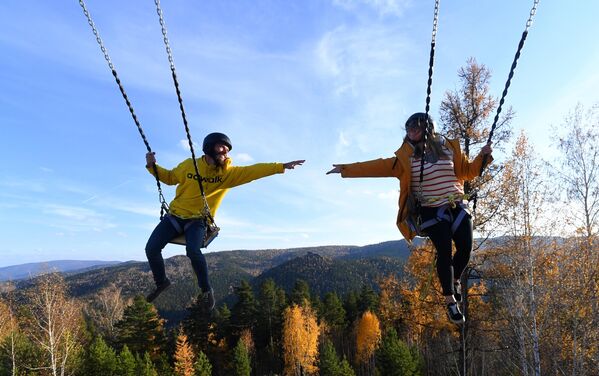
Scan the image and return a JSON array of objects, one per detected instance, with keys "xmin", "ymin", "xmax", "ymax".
[{"xmin": 211, "ymin": 143, "xmax": 229, "ymax": 167}]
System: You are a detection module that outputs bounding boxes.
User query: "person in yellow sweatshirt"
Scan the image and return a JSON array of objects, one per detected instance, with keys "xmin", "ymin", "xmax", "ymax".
[
  {"xmin": 144, "ymin": 132, "xmax": 304, "ymax": 308},
  {"xmin": 327, "ymin": 113, "xmax": 492, "ymax": 324}
]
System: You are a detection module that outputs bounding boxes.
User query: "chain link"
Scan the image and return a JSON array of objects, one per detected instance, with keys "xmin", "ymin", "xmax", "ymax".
[
  {"xmin": 430, "ymin": 0, "xmax": 440, "ymax": 44},
  {"xmin": 525, "ymin": 0, "xmax": 540, "ymax": 31},
  {"xmin": 78, "ymin": 0, "xmax": 114, "ymax": 71},
  {"xmin": 480, "ymin": 0, "xmax": 541, "ymax": 176},
  {"xmin": 153, "ymin": 0, "xmax": 214, "ymax": 223},
  {"xmin": 155, "ymin": 0, "xmax": 176, "ymax": 70},
  {"xmin": 78, "ymin": 0, "xmax": 170, "ymax": 217}
]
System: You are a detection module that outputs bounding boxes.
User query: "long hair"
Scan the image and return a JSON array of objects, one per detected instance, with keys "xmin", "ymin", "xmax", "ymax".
[{"xmin": 404, "ymin": 113, "xmax": 449, "ymax": 163}]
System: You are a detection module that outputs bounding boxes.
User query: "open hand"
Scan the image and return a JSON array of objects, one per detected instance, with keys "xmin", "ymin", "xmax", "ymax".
[
  {"xmin": 326, "ymin": 164, "xmax": 343, "ymax": 174},
  {"xmin": 283, "ymin": 160, "xmax": 305, "ymax": 169}
]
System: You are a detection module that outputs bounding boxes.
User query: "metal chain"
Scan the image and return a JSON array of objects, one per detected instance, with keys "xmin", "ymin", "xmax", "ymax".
[
  {"xmin": 154, "ymin": 0, "xmax": 214, "ymax": 223},
  {"xmin": 417, "ymin": 0, "xmax": 441, "ymax": 215},
  {"xmin": 480, "ymin": 0, "xmax": 540, "ymax": 175},
  {"xmin": 78, "ymin": 0, "xmax": 169, "ymax": 217}
]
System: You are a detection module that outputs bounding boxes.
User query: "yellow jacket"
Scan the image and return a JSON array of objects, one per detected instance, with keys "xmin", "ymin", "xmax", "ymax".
[
  {"xmin": 147, "ymin": 157, "xmax": 284, "ymax": 219},
  {"xmin": 340, "ymin": 138, "xmax": 491, "ymax": 241}
]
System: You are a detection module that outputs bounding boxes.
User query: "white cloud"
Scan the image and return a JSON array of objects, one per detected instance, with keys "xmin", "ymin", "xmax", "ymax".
[
  {"xmin": 234, "ymin": 153, "xmax": 254, "ymax": 163},
  {"xmin": 332, "ymin": 0, "xmax": 412, "ymax": 17},
  {"xmin": 179, "ymin": 139, "xmax": 193, "ymax": 151}
]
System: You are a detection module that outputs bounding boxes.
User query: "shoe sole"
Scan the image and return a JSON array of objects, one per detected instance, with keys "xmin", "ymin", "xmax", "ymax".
[{"xmin": 146, "ymin": 282, "xmax": 172, "ymax": 303}]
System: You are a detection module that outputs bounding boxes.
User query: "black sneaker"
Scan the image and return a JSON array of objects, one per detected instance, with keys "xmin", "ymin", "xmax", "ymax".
[
  {"xmin": 454, "ymin": 281, "xmax": 462, "ymax": 303},
  {"xmin": 447, "ymin": 302, "xmax": 465, "ymax": 324},
  {"xmin": 201, "ymin": 288, "xmax": 215, "ymax": 311},
  {"xmin": 146, "ymin": 279, "xmax": 172, "ymax": 303}
]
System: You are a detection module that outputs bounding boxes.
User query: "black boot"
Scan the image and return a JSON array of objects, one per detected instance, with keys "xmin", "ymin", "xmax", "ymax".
[
  {"xmin": 446, "ymin": 302, "xmax": 465, "ymax": 324},
  {"xmin": 146, "ymin": 279, "xmax": 172, "ymax": 303}
]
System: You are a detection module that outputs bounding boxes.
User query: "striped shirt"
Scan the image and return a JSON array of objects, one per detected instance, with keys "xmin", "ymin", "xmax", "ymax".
[{"xmin": 410, "ymin": 144, "xmax": 464, "ymax": 207}]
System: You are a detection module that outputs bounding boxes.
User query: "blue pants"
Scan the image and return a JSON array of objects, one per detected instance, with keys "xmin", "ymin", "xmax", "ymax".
[{"xmin": 145, "ymin": 215, "xmax": 211, "ymax": 292}]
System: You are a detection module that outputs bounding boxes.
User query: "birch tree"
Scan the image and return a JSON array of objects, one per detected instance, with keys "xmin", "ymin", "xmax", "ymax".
[{"xmin": 25, "ymin": 272, "xmax": 83, "ymax": 376}]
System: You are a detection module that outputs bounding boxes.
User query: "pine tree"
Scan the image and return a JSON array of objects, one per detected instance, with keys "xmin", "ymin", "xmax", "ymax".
[
  {"xmin": 84, "ymin": 336, "xmax": 118, "ymax": 376},
  {"xmin": 182, "ymin": 296, "xmax": 213, "ymax": 351},
  {"xmin": 338, "ymin": 357, "xmax": 356, "ymax": 376},
  {"xmin": 193, "ymin": 350, "xmax": 212, "ymax": 376},
  {"xmin": 357, "ymin": 285, "xmax": 378, "ymax": 315},
  {"xmin": 117, "ymin": 345, "xmax": 136, "ymax": 376},
  {"xmin": 174, "ymin": 330, "xmax": 195, "ymax": 376},
  {"xmin": 135, "ymin": 352, "xmax": 158, "ymax": 376},
  {"xmin": 115, "ymin": 296, "xmax": 166, "ymax": 360},
  {"xmin": 290, "ymin": 279, "xmax": 311, "ymax": 307},
  {"xmin": 321, "ymin": 292, "xmax": 346, "ymax": 331},
  {"xmin": 232, "ymin": 340, "xmax": 251, "ymax": 376},
  {"xmin": 318, "ymin": 340, "xmax": 341, "ymax": 376},
  {"xmin": 376, "ymin": 329, "xmax": 419, "ymax": 376},
  {"xmin": 231, "ymin": 280, "xmax": 258, "ymax": 334}
]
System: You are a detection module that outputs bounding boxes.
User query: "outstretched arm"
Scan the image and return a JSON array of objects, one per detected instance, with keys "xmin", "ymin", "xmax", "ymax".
[{"xmin": 326, "ymin": 157, "xmax": 399, "ymax": 178}]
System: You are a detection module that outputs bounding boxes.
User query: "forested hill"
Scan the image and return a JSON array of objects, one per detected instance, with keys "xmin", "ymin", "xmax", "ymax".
[{"xmin": 9, "ymin": 240, "xmax": 414, "ymax": 325}]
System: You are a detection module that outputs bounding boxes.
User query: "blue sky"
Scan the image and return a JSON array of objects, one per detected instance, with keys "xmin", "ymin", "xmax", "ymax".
[{"xmin": 1, "ymin": 1, "xmax": 598, "ymax": 267}]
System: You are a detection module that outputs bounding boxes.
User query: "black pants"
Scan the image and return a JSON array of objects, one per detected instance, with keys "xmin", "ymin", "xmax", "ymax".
[{"xmin": 421, "ymin": 205, "xmax": 473, "ymax": 296}]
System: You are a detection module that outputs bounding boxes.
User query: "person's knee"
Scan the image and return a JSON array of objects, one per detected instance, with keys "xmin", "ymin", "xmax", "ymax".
[
  {"xmin": 145, "ymin": 241, "xmax": 162, "ymax": 259},
  {"xmin": 186, "ymin": 247, "xmax": 203, "ymax": 260}
]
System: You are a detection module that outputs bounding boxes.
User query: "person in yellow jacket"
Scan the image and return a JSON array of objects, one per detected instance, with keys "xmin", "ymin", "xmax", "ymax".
[
  {"xmin": 145, "ymin": 132, "xmax": 304, "ymax": 308},
  {"xmin": 327, "ymin": 113, "xmax": 492, "ymax": 324}
]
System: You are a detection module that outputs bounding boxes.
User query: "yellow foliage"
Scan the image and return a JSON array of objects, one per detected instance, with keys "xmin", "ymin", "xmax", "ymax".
[
  {"xmin": 239, "ymin": 328, "xmax": 255, "ymax": 355},
  {"xmin": 174, "ymin": 330, "xmax": 195, "ymax": 376},
  {"xmin": 282, "ymin": 304, "xmax": 320, "ymax": 376},
  {"xmin": 355, "ymin": 311, "xmax": 381, "ymax": 364}
]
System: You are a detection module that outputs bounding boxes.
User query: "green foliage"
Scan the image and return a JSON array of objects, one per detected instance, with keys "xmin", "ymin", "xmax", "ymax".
[
  {"xmin": 231, "ymin": 280, "xmax": 258, "ymax": 333},
  {"xmin": 322, "ymin": 292, "xmax": 346, "ymax": 330},
  {"xmin": 193, "ymin": 350, "xmax": 212, "ymax": 376},
  {"xmin": 0, "ymin": 332, "xmax": 43, "ymax": 376},
  {"xmin": 376, "ymin": 329, "xmax": 420, "ymax": 376},
  {"xmin": 115, "ymin": 296, "xmax": 166, "ymax": 360},
  {"xmin": 135, "ymin": 352, "xmax": 158, "ymax": 376},
  {"xmin": 290, "ymin": 279, "xmax": 311, "ymax": 306},
  {"xmin": 319, "ymin": 340, "xmax": 341, "ymax": 376},
  {"xmin": 232, "ymin": 340, "xmax": 251, "ymax": 376},
  {"xmin": 117, "ymin": 345, "xmax": 136, "ymax": 376},
  {"xmin": 84, "ymin": 336, "xmax": 118, "ymax": 376},
  {"xmin": 182, "ymin": 296, "xmax": 213, "ymax": 351},
  {"xmin": 357, "ymin": 284, "xmax": 379, "ymax": 315},
  {"xmin": 338, "ymin": 357, "xmax": 356, "ymax": 376}
]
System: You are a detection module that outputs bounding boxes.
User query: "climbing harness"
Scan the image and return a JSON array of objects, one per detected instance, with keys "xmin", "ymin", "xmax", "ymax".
[
  {"xmin": 153, "ymin": 0, "xmax": 219, "ymax": 247},
  {"xmin": 78, "ymin": 0, "xmax": 218, "ymax": 247}
]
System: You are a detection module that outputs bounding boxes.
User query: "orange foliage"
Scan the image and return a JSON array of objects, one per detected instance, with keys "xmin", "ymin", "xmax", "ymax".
[
  {"xmin": 355, "ymin": 311, "xmax": 381, "ymax": 364},
  {"xmin": 174, "ymin": 330, "xmax": 195, "ymax": 376},
  {"xmin": 282, "ymin": 304, "xmax": 320, "ymax": 375}
]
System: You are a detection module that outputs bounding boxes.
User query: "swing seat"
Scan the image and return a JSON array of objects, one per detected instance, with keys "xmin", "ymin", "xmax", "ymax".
[{"xmin": 169, "ymin": 224, "xmax": 220, "ymax": 248}]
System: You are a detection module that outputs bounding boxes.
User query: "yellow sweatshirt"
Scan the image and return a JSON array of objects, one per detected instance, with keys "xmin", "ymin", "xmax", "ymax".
[
  {"xmin": 340, "ymin": 138, "xmax": 491, "ymax": 241},
  {"xmin": 147, "ymin": 156, "xmax": 284, "ymax": 219}
]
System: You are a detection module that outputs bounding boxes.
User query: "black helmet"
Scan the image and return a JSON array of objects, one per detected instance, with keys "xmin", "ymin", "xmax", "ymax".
[
  {"xmin": 405, "ymin": 112, "xmax": 435, "ymax": 134},
  {"xmin": 202, "ymin": 132, "xmax": 232, "ymax": 154}
]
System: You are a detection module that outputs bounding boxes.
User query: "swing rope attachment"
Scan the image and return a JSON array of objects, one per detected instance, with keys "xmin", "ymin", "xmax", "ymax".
[
  {"xmin": 78, "ymin": 0, "xmax": 169, "ymax": 218},
  {"xmin": 154, "ymin": 0, "xmax": 219, "ymax": 246},
  {"xmin": 415, "ymin": 0, "xmax": 441, "ymax": 230},
  {"xmin": 480, "ymin": 0, "xmax": 540, "ymax": 176}
]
